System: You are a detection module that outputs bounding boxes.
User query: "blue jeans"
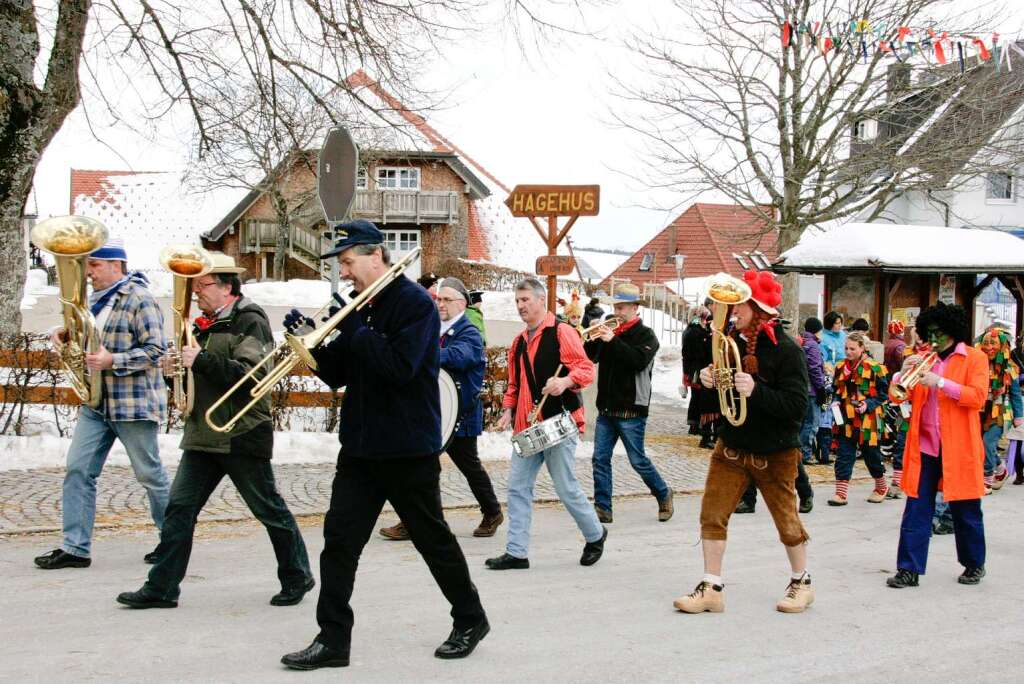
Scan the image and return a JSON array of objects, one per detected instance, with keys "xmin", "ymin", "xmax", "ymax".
[
  {"xmin": 62, "ymin": 406, "xmax": 169, "ymax": 557},
  {"xmin": 983, "ymin": 424, "xmax": 1002, "ymax": 476},
  {"xmin": 897, "ymin": 453, "xmax": 985, "ymax": 574},
  {"xmin": 835, "ymin": 432, "xmax": 886, "ymax": 481},
  {"xmin": 799, "ymin": 396, "xmax": 818, "ymax": 462},
  {"xmin": 506, "ymin": 432, "xmax": 604, "ymax": 559},
  {"xmin": 591, "ymin": 415, "xmax": 670, "ymax": 512}
]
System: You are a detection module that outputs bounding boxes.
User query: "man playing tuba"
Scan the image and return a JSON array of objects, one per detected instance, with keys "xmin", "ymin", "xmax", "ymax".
[
  {"xmin": 674, "ymin": 270, "xmax": 815, "ymax": 615},
  {"xmin": 35, "ymin": 237, "xmax": 171, "ymax": 570},
  {"xmin": 116, "ymin": 253, "xmax": 313, "ymax": 609}
]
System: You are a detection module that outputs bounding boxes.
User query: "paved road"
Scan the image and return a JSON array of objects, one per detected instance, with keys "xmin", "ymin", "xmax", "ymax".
[{"xmin": 2, "ymin": 486, "xmax": 1022, "ymax": 682}]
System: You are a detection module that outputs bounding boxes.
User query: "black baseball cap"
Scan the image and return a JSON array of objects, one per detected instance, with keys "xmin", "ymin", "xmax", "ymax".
[{"xmin": 321, "ymin": 219, "xmax": 385, "ymax": 259}]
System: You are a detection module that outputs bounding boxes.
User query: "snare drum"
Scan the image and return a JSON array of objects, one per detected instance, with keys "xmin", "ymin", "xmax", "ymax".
[
  {"xmin": 439, "ymin": 368, "xmax": 460, "ymax": 449},
  {"xmin": 510, "ymin": 411, "xmax": 578, "ymax": 457}
]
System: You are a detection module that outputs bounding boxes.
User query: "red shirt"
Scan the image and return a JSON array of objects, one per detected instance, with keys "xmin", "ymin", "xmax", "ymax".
[{"xmin": 503, "ymin": 311, "xmax": 595, "ymax": 433}]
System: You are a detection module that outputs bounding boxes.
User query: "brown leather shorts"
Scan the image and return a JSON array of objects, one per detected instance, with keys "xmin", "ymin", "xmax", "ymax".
[{"xmin": 699, "ymin": 440, "xmax": 810, "ymax": 547}]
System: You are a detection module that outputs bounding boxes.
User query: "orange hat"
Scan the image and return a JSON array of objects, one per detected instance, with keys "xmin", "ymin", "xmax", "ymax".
[{"xmin": 887, "ymin": 320, "xmax": 906, "ymax": 336}]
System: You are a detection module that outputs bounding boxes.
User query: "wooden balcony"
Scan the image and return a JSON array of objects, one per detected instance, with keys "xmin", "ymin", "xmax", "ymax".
[{"xmin": 351, "ymin": 190, "xmax": 459, "ymax": 225}]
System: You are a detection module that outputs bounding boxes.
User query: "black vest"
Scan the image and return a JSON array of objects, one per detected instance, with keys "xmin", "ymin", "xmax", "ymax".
[{"xmin": 513, "ymin": 324, "xmax": 581, "ymax": 421}]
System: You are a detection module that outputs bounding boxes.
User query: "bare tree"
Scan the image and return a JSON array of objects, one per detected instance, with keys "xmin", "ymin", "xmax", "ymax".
[
  {"xmin": 0, "ymin": 0, "xmax": 597, "ymax": 334},
  {"xmin": 613, "ymin": 0, "xmax": 1022, "ymax": 320}
]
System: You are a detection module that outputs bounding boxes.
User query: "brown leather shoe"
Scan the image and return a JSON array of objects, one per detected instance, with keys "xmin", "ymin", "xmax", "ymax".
[
  {"xmin": 378, "ymin": 521, "xmax": 409, "ymax": 541},
  {"xmin": 658, "ymin": 492, "xmax": 674, "ymax": 522},
  {"xmin": 473, "ymin": 512, "xmax": 504, "ymax": 537}
]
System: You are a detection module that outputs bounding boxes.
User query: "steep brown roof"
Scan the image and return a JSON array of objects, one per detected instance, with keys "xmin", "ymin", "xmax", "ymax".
[
  {"xmin": 68, "ymin": 169, "xmax": 159, "ymax": 213},
  {"xmin": 604, "ymin": 203, "xmax": 776, "ymax": 289}
]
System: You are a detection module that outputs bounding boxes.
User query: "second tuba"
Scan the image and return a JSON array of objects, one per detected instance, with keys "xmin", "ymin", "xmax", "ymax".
[
  {"xmin": 705, "ymin": 272, "xmax": 753, "ymax": 427},
  {"xmin": 159, "ymin": 244, "xmax": 215, "ymax": 419},
  {"xmin": 30, "ymin": 216, "xmax": 109, "ymax": 409}
]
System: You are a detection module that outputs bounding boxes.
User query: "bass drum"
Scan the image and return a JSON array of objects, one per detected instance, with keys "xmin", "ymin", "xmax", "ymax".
[{"xmin": 439, "ymin": 368, "xmax": 461, "ymax": 451}]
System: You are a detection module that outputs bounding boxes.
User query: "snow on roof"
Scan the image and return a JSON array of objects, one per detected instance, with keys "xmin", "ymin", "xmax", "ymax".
[
  {"xmin": 775, "ymin": 222, "xmax": 1024, "ymax": 273},
  {"xmin": 572, "ymin": 249, "xmax": 630, "ymax": 280},
  {"xmin": 71, "ymin": 170, "xmax": 246, "ymax": 270}
]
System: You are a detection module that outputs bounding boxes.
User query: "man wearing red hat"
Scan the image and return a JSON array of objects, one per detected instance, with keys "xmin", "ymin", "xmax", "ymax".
[{"xmin": 675, "ymin": 271, "xmax": 814, "ymax": 615}]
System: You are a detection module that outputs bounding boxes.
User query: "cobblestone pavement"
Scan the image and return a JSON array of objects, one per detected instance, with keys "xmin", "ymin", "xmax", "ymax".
[{"xmin": 0, "ymin": 404, "xmax": 852, "ymax": 535}]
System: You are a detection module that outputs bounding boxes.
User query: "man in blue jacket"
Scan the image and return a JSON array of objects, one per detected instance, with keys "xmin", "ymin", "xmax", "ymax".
[
  {"xmin": 378, "ymin": 276, "xmax": 503, "ymax": 540},
  {"xmin": 280, "ymin": 221, "xmax": 488, "ymax": 671}
]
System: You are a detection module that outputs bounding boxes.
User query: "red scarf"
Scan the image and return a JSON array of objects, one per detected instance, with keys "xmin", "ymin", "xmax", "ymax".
[
  {"xmin": 194, "ymin": 296, "xmax": 239, "ymax": 331},
  {"xmin": 613, "ymin": 317, "xmax": 642, "ymax": 337}
]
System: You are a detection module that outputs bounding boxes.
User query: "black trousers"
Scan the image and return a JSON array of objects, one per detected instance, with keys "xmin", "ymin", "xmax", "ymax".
[
  {"xmin": 145, "ymin": 424, "xmax": 311, "ymax": 600},
  {"xmin": 316, "ymin": 454, "xmax": 486, "ymax": 653},
  {"xmin": 741, "ymin": 458, "xmax": 813, "ymax": 506},
  {"xmin": 447, "ymin": 436, "xmax": 501, "ymax": 517}
]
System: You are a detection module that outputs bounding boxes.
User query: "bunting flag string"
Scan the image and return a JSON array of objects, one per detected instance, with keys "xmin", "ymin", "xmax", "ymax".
[{"xmin": 779, "ymin": 19, "xmax": 1015, "ymax": 77}]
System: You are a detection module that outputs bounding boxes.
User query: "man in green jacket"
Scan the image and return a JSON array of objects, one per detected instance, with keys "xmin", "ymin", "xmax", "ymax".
[{"xmin": 116, "ymin": 253, "xmax": 313, "ymax": 609}]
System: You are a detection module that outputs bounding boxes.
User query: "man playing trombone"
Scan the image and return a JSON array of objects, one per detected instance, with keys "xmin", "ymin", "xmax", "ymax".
[
  {"xmin": 281, "ymin": 220, "xmax": 488, "ymax": 671},
  {"xmin": 116, "ymin": 253, "xmax": 313, "ymax": 609}
]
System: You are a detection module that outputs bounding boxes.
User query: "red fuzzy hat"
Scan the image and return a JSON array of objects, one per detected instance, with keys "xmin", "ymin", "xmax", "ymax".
[
  {"xmin": 887, "ymin": 320, "xmax": 906, "ymax": 336},
  {"xmin": 742, "ymin": 270, "xmax": 782, "ymax": 315}
]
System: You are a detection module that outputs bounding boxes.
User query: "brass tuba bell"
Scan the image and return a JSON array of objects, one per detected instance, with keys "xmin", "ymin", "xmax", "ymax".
[
  {"xmin": 159, "ymin": 244, "xmax": 215, "ymax": 419},
  {"xmin": 705, "ymin": 272, "xmax": 753, "ymax": 427},
  {"xmin": 30, "ymin": 216, "xmax": 109, "ymax": 408}
]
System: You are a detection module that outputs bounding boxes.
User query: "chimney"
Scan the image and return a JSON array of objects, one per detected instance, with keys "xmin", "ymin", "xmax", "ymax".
[
  {"xmin": 667, "ymin": 223, "xmax": 677, "ymax": 260},
  {"xmin": 887, "ymin": 62, "xmax": 911, "ymax": 101}
]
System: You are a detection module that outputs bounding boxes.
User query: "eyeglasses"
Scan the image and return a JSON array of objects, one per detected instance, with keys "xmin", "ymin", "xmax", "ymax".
[
  {"xmin": 436, "ymin": 297, "xmax": 463, "ymax": 304},
  {"xmin": 194, "ymin": 280, "xmax": 220, "ymax": 292}
]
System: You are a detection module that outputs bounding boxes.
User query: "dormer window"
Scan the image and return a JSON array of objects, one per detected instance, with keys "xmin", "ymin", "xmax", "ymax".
[
  {"xmin": 853, "ymin": 119, "xmax": 878, "ymax": 142},
  {"xmin": 639, "ymin": 253, "xmax": 654, "ymax": 272},
  {"xmin": 986, "ymin": 172, "xmax": 1014, "ymax": 202}
]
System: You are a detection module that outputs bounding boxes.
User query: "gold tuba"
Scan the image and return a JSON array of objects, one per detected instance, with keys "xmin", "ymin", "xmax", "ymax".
[
  {"xmin": 30, "ymin": 216, "xmax": 109, "ymax": 409},
  {"xmin": 159, "ymin": 244, "xmax": 215, "ymax": 419},
  {"xmin": 705, "ymin": 272, "xmax": 753, "ymax": 427},
  {"xmin": 205, "ymin": 247, "xmax": 422, "ymax": 433}
]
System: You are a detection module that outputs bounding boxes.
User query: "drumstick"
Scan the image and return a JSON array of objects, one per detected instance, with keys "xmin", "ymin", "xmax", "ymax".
[{"xmin": 529, "ymin": 363, "xmax": 565, "ymax": 424}]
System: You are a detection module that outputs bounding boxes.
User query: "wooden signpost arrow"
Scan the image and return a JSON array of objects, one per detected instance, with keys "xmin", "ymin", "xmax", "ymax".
[{"xmin": 505, "ymin": 184, "xmax": 600, "ymax": 312}]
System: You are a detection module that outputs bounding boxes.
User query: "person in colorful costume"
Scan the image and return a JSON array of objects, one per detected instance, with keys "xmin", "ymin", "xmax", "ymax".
[
  {"xmin": 886, "ymin": 302, "xmax": 988, "ymax": 589},
  {"xmin": 829, "ymin": 332, "xmax": 890, "ymax": 506},
  {"xmin": 977, "ymin": 327, "xmax": 1023, "ymax": 491}
]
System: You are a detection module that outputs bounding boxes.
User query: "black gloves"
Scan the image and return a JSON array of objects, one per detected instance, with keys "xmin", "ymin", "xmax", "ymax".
[
  {"xmin": 283, "ymin": 309, "xmax": 315, "ymax": 335},
  {"xmin": 814, "ymin": 386, "xmax": 829, "ymax": 408},
  {"xmin": 322, "ymin": 291, "xmax": 347, "ymax": 322}
]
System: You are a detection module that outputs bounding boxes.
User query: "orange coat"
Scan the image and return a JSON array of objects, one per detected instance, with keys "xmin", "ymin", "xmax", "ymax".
[{"xmin": 894, "ymin": 344, "xmax": 988, "ymax": 502}]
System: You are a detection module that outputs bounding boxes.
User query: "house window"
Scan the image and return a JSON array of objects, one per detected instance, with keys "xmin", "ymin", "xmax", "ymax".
[
  {"xmin": 356, "ymin": 167, "xmax": 368, "ymax": 190},
  {"xmin": 382, "ymin": 230, "xmax": 421, "ymax": 253},
  {"xmin": 986, "ymin": 172, "xmax": 1014, "ymax": 202},
  {"xmin": 377, "ymin": 167, "xmax": 420, "ymax": 191},
  {"xmin": 639, "ymin": 253, "xmax": 654, "ymax": 272},
  {"xmin": 853, "ymin": 119, "xmax": 878, "ymax": 142}
]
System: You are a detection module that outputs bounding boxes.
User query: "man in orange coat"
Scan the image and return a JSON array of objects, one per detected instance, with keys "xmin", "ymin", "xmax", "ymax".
[{"xmin": 886, "ymin": 303, "xmax": 989, "ymax": 589}]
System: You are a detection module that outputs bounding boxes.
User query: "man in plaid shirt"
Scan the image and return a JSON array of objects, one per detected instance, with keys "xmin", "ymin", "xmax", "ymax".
[{"xmin": 35, "ymin": 237, "xmax": 171, "ymax": 570}]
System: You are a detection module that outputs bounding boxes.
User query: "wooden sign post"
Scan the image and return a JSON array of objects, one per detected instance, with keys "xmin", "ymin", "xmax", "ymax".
[{"xmin": 505, "ymin": 184, "xmax": 600, "ymax": 312}]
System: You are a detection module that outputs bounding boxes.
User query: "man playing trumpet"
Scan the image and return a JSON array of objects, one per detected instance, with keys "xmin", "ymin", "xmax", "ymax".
[
  {"xmin": 584, "ymin": 282, "xmax": 673, "ymax": 524},
  {"xmin": 116, "ymin": 254, "xmax": 313, "ymax": 609}
]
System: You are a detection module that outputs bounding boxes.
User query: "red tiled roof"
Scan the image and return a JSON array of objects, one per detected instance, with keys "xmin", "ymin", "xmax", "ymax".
[
  {"xmin": 465, "ymin": 201, "xmax": 491, "ymax": 261},
  {"xmin": 69, "ymin": 169, "xmax": 158, "ymax": 213},
  {"xmin": 605, "ymin": 203, "xmax": 777, "ymax": 289}
]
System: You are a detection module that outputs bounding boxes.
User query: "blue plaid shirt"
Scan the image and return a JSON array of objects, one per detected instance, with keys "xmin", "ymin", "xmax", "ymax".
[{"xmin": 95, "ymin": 273, "xmax": 167, "ymax": 422}]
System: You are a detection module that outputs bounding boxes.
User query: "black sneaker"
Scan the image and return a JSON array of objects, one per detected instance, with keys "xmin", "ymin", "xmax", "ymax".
[
  {"xmin": 734, "ymin": 501, "xmax": 756, "ymax": 514},
  {"xmin": 116, "ymin": 586, "xmax": 178, "ymax": 609},
  {"xmin": 271, "ymin": 576, "xmax": 316, "ymax": 606},
  {"xmin": 143, "ymin": 548, "xmax": 161, "ymax": 565},
  {"xmin": 886, "ymin": 568, "xmax": 919, "ymax": 588},
  {"xmin": 594, "ymin": 505, "xmax": 613, "ymax": 524},
  {"xmin": 34, "ymin": 549, "xmax": 90, "ymax": 570},
  {"xmin": 933, "ymin": 521, "xmax": 954, "ymax": 535},
  {"xmin": 580, "ymin": 526, "xmax": 608, "ymax": 566},
  {"xmin": 799, "ymin": 497, "xmax": 813, "ymax": 514},
  {"xmin": 958, "ymin": 566, "xmax": 986, "ymax": 585}
]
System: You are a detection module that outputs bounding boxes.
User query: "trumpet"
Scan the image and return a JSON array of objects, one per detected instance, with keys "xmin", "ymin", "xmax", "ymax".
[
  {"xmin": 205, "ymin": 248, "xmax": 422, "ymax": 433},
  {"xmin": 30, "ymin": 216, "xmax": 109, "ymax": 408},
  {"xmin": 706, "ymin": 272, "xmax": 753, "ymax": 426},
  {"xmin": 160, "ymin": 244, "xmax": 215, "ymax": 419},
  {"xmin": 580, "ymin": 316, "xmax": 622, "ymax": 342},
  {"xmin": 890, "ymin": 351, "xmax": 939, "ymax": 402}
]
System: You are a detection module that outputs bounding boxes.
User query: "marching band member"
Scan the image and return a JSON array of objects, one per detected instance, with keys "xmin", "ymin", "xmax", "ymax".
[
  {"xmin": 35, "ymin": 237, "xmax": 171, "ymax": 570},
  {"xmin": 829, "ymin": 332, "xmax": 890, "ymax": 505},
  {"xmin": 378, "ymin": 276, "xmax": 504, "ymax": 540},
  {"xmin": 674, "ymin": 271, "xmax": 814, "ymax": 614},
  {"xmin": 116, "ymin": 254, "xmax": 312, "ymax": 609},
  {"xmin": 977, "ymin": 327, "xmax": 1022, "ymax": 491},
  {"xmin": 584, "ymin": 282, "xmax": 673, "ymax": 523},
  {"xmin": 486, "ymin": 277, "xmax": 607, "ymax": 570},
  {"xmin": 282, "ymin": 220, "xmax": 488, "ymax": 670},
  {"xmin": 886, "ymin": 303, "xmax": 989, "ymax": 588}
]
